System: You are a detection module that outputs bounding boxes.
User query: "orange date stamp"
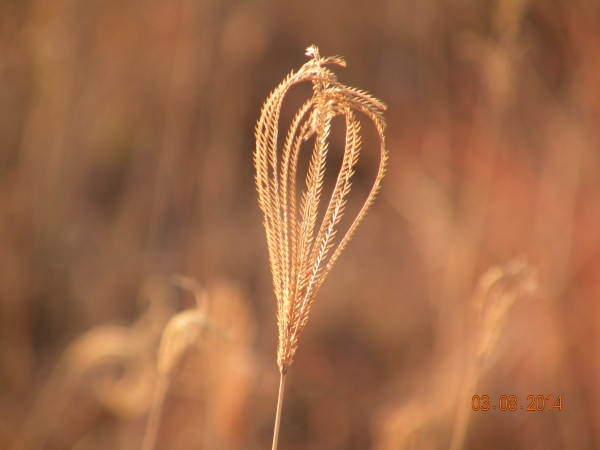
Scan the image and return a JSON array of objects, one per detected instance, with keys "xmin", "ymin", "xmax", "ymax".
[{"xmin": 471, "ymin": 395, "xmax": 563, "ymax": 411}]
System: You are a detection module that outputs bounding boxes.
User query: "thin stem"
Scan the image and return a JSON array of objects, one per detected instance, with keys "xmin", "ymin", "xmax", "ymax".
[
  {"xmin": 271, "ymin": 370, "xmax": 287, "ymax": 450},
  {"xmin": 141, "ymin": 373, "xmax": 170, "ymax": 450},
  {"xmin": 448, "ymin": 359, "xmax": 482, "ymax": 450}
]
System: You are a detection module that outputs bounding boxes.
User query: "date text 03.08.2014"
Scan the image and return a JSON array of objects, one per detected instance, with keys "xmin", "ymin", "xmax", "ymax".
[{"xmin": 471, "ymin": 395, "xmax": 563, "ymax": 411}]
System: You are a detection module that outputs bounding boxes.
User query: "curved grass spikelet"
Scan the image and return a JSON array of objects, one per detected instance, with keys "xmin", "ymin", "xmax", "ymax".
[
  {"xmin": 141, "ymin": 275, "xmax": 213, "ymax": 450},
  {"xmin": 254, "ymin": 45, "xmax": 387, "ymax": 374}
]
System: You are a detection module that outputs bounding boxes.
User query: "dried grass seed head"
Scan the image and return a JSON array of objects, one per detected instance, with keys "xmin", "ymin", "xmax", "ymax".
[
  {"xmin": 471, "ymin": 257, "xmax": 538, "ymax": 361},
  {"xmin": 156, "ymin": 276, "xmax": 212, "ymax": 375},
  {"xmin": 254, "ymin": 45, "xmax": 387, "ymax": 373}
]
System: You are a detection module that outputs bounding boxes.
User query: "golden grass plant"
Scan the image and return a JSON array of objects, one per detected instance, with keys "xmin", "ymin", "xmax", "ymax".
[
  {"xmin": 254, "ymin": 45, "xmax": 387, "ymax": 450},
  {"xmin": 141, "ymin": 276, "xmax": 257, "ymax": 450},
  {"xmin": 449, "ymin": 258, "xmax": 538, "ymax": 450},
  {"xmin": 377, "ymin": 258, "xmax": 537, "ymax": 450},
  {"xmin": 10, "ymin": 273, "xmax": 255, "ymax": 450},
  {"xmin": 141, "ymin": 275, "xmax": 213, "ymax": 450}
]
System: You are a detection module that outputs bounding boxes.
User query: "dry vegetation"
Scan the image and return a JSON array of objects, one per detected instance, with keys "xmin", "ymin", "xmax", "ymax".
[
  {"xmin": 1, "ymin": 0, "xmax": 600, "ymax": 449},
  {"xmin": 254, "ymin": 45, "xmax": 387, "ymax": 450}
]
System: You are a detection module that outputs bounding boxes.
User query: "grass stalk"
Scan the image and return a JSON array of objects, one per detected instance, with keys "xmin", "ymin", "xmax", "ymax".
[
  {"xmin": 271, "ymin": 371, "xmax": 287, "ymax": 450},
  {"xmin": 448, "ymin": 362, "xmax": 481, "ymax": 450},
  {"xmin": 141, "ymin": 374, "xmax": 170, "ymax": 450}
]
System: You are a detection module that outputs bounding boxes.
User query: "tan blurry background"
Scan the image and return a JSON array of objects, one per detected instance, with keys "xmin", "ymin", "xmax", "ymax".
[{"xmin": 1, "ymin": 0, "xmax": 600, "ymax": 448}]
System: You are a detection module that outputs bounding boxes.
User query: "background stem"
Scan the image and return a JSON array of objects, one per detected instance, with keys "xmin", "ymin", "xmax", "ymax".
[{"xmin": 141, "ymin": 373, "xmax": 170, "ymax": 450}]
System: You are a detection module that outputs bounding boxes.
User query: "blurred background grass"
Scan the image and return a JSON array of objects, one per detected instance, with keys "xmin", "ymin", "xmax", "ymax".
[{"xmin": 1, "ymin": 0, "xmax": 599, "ymax": 448}]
